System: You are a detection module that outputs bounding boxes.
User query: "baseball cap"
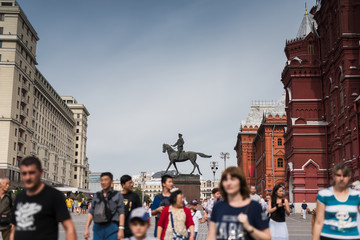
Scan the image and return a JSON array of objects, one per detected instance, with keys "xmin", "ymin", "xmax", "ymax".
[
  {"xmin": 129, "ymin": 207, "xmax": 150, "ymax": 222},
  {"xmin": 190, "ymin": 200, "xmax": 198, "ymax": 206}
]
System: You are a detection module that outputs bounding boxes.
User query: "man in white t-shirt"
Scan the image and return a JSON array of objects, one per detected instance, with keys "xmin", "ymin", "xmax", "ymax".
[
  {"xmin": 203, "ymin": 188, "xmax": 221, "ymax": 223},
  {"xmin": 189, "ymin": 200, "xmax": 206, "ymax": 239},
  {"xmin": 249, "ymin": 185, "xmax": 261, "ymax": 203},
  {"xmin": 259, "ymin": 194, "xmax": 267, "ymax": 211}
]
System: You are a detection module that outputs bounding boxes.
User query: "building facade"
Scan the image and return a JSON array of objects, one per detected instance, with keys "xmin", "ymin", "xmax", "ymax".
[
  {"xmin": 133, "ymin": 172, "xmax": 162, "ymax": 200},
  {"xmin": 253, "ymin": 112, "xmax": 286, "ymax": 197},
  {"xmin": 200, "ymin": 179, "xmax": 220, "ymax": 200},
  {"xmin": 281, "ymin": 0, "xmax": 360, "ymax": 209},
  {"xmin": 234, "ymin": 98, "xmax": 285, "ymax": 187},
  {"xmin": 0, "ymin": 0, "xmax": 89, "ymax": 189}
]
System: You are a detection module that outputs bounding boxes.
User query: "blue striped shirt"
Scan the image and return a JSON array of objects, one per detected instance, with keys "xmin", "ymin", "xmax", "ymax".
[{"xmin": 317, "ymin": 187, "xmax": 360, "ymax": 239}]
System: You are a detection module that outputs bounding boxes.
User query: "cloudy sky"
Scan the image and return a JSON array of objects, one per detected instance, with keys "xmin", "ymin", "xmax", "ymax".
[{"xmin": 18, "ymin": 0, "xmax": 316, "ymax": 180}]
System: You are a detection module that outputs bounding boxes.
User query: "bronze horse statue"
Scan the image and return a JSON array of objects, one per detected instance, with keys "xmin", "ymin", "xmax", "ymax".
[{"xmin": 162, "ymin": 144, "xmax": 211, "ymax": 175}]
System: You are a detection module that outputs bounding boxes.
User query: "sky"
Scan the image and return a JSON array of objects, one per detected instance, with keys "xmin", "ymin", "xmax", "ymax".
[{"xmin": 17, "ymin": 0, "xmax": 317, "ymax": 180}]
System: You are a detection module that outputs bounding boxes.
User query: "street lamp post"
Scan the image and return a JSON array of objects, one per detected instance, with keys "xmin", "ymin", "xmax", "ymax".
[
  {"xmin": 140, "ymin": 172, "xmax": 146, "ymax": 205},
  {"xmin": 210, "ymin": 161, "xmax": 218, "ymax": 188},
  {"xmin": 220, "ymin": 152, "xmax": 230, "ymax": 169}
]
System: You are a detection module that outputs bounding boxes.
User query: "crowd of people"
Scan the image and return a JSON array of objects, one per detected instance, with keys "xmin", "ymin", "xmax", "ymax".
[
  {"xmin": 65, "ymin": 196, "xmax": 90, "ymax": 215},
  {"xmin": 0, "ymin": 156, "xmax": 360, "ymax": 240}
]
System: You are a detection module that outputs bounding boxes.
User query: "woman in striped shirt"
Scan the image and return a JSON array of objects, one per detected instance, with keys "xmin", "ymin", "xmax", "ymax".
[{"xmin": 313, "ymin": 163, "xmax": 360, "ymax": 240}]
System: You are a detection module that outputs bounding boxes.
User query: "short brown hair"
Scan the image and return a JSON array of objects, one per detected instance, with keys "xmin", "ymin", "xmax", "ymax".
[
  {"xmin": 20, "ymin": 156, "xmax": 42, "ymax": 171},
  {"xmin": 219, "ymin": 167, "xmax": 249, "ymax": 202},
  {"xmin": 332, "ymin": 163, "xmax": 352, "ymax": 177}
]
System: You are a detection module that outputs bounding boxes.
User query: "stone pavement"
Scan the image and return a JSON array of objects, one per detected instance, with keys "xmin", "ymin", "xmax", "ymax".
[{"xmin": 54, "ymin": 212, "xmax": 312, "ymax": 240}]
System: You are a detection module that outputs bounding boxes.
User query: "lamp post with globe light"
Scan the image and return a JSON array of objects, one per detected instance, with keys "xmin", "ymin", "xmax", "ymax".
[
  {"xmin": 220, "ymin": 152, "xmax": 230, "ymax": 170},
  {"xmin": 210, "ymin": 161, "xmax": 218, "ymax": 188},
  {"xmin": 140, "ymin": 172, "xmax": 146, "ymax": 205}
]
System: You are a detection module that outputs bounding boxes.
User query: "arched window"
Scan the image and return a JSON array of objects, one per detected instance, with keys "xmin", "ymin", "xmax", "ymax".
[
  {"xmin": 308, "ymin": 42, "xmax": 314, "ymax": 55},
  {"xmin": 277, "ymin": 158, "xmax": 284, "ymax": 168},
  {"xmin": 278, "ymin": 138, "xmax": 283, "ymax": 146}
]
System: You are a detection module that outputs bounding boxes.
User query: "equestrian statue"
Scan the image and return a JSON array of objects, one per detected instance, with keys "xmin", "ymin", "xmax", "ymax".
[{"xmin": 162, "ymin": 134, "xmax": 212, "ymax": 175}]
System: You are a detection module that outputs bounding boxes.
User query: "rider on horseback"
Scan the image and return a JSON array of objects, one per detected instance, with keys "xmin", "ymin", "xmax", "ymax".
[{"xmin": 172, "ymin": 133, "xmax": 184, "ymax": 160}]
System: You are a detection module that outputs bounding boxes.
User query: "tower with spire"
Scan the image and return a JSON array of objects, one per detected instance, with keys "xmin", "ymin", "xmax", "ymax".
[
  {"xmin": 281, "ymin": 4, "xmax": 327, "ymax": 209},
  {"xmin": 281, "ymin": 0, "xmax": 360, "ymax": 211}
]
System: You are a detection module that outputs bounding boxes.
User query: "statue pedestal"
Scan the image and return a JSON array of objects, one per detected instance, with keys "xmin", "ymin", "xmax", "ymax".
[{"xmin": 173, "ymin": 174, "xmax": 200, "ymax": 202}]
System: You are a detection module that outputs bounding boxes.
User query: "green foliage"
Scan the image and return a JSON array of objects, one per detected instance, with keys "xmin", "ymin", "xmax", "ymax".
[
  {"xmin": 133, "ymin": 187, "xmax": 151, "ymax": 204},
  {"xmin": 76, "ymin": 192, "xmax": 88, "ymax": 201},
  {"xmin": 12, "ymin": 188, "xmax": 23, "ymax": 196}
]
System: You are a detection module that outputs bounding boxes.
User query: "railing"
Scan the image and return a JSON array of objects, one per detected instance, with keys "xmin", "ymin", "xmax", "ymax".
[
  {"xmin": 21, "ymin": 82, "xmax": 29, "ymax": 92},
  {"xmin": 21, "ymin": 96, "xmax": 29, "ymax": 104},
  {"xmin": 20, "ymin": 109, "xmax": 27, "ymax": 117},
  {"xmin": 17, "ymin": 151, "xmax": 24, "ymax": 158},
  {"xmin": 18, "ymin": 136, "xmax": 26, "ymax": 144}
]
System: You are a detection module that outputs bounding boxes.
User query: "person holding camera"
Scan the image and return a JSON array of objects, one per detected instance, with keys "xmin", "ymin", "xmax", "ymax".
[
  {"xmin": 0, "ymin": 178, "xmax": 12, "ymax": 240},
  {"xmin": 268, "ymin": 184, "xmax": 290, "ymax": 240}
]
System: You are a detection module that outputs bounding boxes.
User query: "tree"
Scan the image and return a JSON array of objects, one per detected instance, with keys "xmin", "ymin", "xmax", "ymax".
[
  {"xmin": 76, "ymin": 192, "xmax": 88, "ymax": 201},
  {"xmin": 133, "ymin": 187, "xmax": 151, "ymax": 204}
]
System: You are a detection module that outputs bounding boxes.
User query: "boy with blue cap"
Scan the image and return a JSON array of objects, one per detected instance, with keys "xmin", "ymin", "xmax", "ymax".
[{"xmin": 124, "ymin": 207, "xmax": 156, "ymax": 240}]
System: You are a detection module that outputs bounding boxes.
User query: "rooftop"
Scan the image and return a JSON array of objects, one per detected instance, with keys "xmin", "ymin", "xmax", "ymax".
[
  {"xmin": 296, "ymin": 4, "xmax": 318, "ymax": 39},
  {"xmin": 240, "ymin": 93, "xmax": 286, "ymax": 130}
]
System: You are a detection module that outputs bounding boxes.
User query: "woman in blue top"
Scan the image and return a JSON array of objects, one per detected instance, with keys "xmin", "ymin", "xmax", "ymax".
[
  {"xmin": 207, "ymin": 167, "xmax": 270, "ymax": 240},
  {"xmin": 313, "ymin": 163, "xmax": 360, "ymax": 240}
]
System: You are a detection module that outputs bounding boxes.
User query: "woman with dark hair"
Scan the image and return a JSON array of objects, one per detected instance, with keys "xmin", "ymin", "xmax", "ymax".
[
  {"xmin": 157, "ymin": 189, "xmax": 195, "ymax": 240},
  {"xmin": 268, "ymin": 184, "xmax": 290, "ymax": 240},
  {"xmin": 313, "ymin": 163, "xmax": 360, "ymax": 240},
  {"xmin": 207, "ymin": 167, "xmax": 270, "ymax": 240}
]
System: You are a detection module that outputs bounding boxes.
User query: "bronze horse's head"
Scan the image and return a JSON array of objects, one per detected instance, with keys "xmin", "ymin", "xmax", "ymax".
[{"xmin": 162, "ymin": 144, "xmax": 166, "ymax": 153}]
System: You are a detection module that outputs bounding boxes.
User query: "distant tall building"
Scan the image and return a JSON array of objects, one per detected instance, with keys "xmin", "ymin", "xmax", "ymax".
[
  {"xmin": 0, "ymin": 0, "xmax": 89, "ymax": 189},
  {"xmin": 281, "ymin": 1, "xmax": 360, "ymax": 209},
  {"xmin": 62, "ymin": 96, "xmax": 90, "ymax": 189}
]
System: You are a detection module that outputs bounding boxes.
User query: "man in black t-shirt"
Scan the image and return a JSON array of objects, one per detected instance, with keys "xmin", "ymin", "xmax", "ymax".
[
  {"xmin": 120, "ymin": 175, "xmax": 141, "ymax": 238},
  {"xmin": 10, "ymin": 156, "xmax": 76, "ymax": 240}
]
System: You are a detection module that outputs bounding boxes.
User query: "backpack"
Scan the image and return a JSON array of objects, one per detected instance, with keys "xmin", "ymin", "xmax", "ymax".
[
  {"xmin": 155, "ymin": 194, "xmax": 170, "ymax": 219},
  {"xmin": 158, "ymin": 194, "xmax": 170, "ymax": 207},
  {"xmin": 93, "ymin": 191, "xmax": 116, "ymax": 224}
]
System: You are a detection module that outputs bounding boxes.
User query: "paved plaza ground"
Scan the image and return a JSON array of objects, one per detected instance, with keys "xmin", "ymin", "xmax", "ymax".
[{"xmin": 56, "ymin": 211, "xmax": 312, "ymax": 240}]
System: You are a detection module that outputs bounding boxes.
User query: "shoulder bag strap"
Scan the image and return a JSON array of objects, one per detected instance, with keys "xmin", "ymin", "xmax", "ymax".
[
  {"xmin": 192, "ymin": 211, "xmax": 196, "ymax": 217},
  {"xmin": 170, "ymin": 212, "xmax": 176, "ymax": 234},
  {"xmin": 157, "ymin": 194, "xmax": 164, "ymax": 201},
  {"xmin": 6, "ymin": 194, "xmax": 12, "ymax": 209}
]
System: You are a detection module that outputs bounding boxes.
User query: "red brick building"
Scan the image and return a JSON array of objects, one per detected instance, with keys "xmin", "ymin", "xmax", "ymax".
[
  {"xmin": 254, "ymin": 112, "xmax": 286, "ymax": 197},
  {"xmin": 281, "ymin": 0, "xmax": 360, "ymax": 210},
  {"xmin": 234, "ymin": 98, "xmax": 286, "ymax": 188}
]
